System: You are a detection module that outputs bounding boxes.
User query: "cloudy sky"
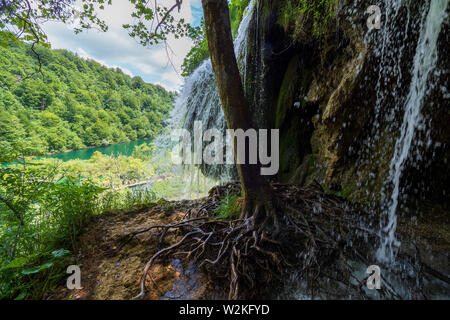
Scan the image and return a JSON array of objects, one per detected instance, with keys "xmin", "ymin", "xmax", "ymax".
[{"xmin": 42, "ymin": 0, "xmax": 204, "ymax": 92}]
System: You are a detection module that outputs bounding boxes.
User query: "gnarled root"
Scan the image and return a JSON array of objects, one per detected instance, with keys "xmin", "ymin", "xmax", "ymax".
[{"xmin": 127, "ymin": 182, "xmax": 435, "ymax": 300}]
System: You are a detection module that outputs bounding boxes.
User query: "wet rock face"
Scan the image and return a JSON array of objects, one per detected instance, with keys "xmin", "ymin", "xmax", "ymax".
[
  {"xmin": 180, "ymin": 0, "xmax": 448, "ymax": 207},
  {"xmin": 243, "ymin": 0, "xmax": 320, "ymax": 182},
  {"xmin": 244, "ymin": 0, "xmax": 293, "ymax": 130},
  {"xmin": 243, "ymin": 0, "xmax": 449, "ymax": 207}
]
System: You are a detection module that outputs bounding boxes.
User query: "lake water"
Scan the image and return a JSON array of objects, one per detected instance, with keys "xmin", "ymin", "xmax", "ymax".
[{"xmin": 37, "ymin": 139, "xmax": 152, "ymax": 162}]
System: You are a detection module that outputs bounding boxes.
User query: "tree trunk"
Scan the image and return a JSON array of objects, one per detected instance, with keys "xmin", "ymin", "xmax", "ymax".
[{"xmin": 201, "ymin": 0, "xmax": 272, "ymax": 216}]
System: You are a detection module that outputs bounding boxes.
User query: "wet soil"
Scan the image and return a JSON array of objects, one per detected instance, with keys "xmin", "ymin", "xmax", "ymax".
[{"xmin": 47, "ymin": 200, "xmax": 218, "ymax": 300}]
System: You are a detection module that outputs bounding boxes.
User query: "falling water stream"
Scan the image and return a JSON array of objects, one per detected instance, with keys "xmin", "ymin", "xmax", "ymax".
[
  {"xmin": 156, "ymin": 0, "xmax": 256, "ymax": 189},
  {"xmin": 377, "ymin": 0, "xmax": 449, "ymax": 264}
]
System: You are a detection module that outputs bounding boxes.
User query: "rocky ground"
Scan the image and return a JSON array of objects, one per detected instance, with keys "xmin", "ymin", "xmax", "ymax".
[{"xmin": 47, "ymin": 199, "xmax": 222, "ymax": 300}]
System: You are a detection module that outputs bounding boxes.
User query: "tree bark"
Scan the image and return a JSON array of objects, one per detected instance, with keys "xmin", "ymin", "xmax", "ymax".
[{"xmin": 201, "ymin": 0, "xmax": 272, "ymax": 215}]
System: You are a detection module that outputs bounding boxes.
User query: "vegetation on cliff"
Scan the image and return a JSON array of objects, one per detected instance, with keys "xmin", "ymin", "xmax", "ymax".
[
  {"xmin": 0, "ymin": 39, "xmax": 174, "ymax": 156},
  {"xmin": 278, "ymin": 0, "xmax": 337, "ymax": 40}
]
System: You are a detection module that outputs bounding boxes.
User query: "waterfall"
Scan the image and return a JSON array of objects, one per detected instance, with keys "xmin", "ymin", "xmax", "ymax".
[
  {"xmin": 161, "ymin": 0, "xmax": 448, "ymax": 259},
  {"xmin": 377, "ymin": 0, "xmax": 449, "ymax": 263},
  {"xmin": 165, "ymin": 0, "xmax": 257, "ymax": 183}
]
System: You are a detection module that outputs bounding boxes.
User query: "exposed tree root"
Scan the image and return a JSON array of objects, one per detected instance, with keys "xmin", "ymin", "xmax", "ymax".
[{"xmin": 124, "ymin": 182, "xmax": 447, "ymax": 300}]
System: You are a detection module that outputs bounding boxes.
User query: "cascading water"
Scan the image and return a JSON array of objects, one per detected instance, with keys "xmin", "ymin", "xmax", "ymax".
[
  {"xmin": 164, "ymin": 0, "xmax": 257, "ymax": 183},
  {"xmin": 279, "ymin": 0, "xmax": 449, "ymax": 299},
  {"xmin": 377, "ymin": 0, "xmax": 449, "ymax": 264}
]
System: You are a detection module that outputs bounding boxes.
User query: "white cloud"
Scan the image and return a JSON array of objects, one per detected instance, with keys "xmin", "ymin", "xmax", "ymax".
[
  {"xmin": 41, "ymin": 0, "xmax": 203, "ymax": 91},
  {"xmin": 76, "ymin": 48, "xmax": 134, "ymax": 77}
]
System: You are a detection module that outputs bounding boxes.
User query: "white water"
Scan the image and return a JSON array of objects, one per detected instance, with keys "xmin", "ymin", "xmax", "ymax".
[
  {"xmin": 377, "ymin": 0, "xmax": 449, "ymax": 263},
  {"xmin": 280, "ymin": 0, "xmax": 450, "ymax": 299},
  {"xmin": 164, "ymin": 0, "xmax": 256, "ymax": 184}
]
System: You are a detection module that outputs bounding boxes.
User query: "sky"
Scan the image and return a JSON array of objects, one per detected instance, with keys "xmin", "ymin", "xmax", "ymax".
[{"xmin": 42, "ymin": 0, "xmax": 204, "ymax": 92}]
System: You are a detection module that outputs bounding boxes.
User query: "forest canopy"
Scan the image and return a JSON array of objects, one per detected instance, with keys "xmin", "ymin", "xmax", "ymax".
[{"xmin": 0, "ymin": 38, "xmax": 174, "ymax": 156}]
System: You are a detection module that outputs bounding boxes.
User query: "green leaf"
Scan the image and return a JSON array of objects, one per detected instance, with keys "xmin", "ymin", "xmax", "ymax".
[
  {"xmin": 21, "ymin": 266, "xmax": 41, "ymax": 275},
  {"xmin": 14, "ymin": 292, "xmax": 27, "ymax": 300},
  {"xmin": 51, "ymin": 249, "xmax": 70, "ymax": 258},
  {"xmin": 21, "ymin": 262, "xmax": 53, "ymax": 275},
  {"xmin": 1, "ymin": 257, "xmax": 29, "ymax": 270}
]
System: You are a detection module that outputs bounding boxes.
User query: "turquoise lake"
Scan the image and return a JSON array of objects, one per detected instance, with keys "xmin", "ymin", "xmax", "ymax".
[{"xmin": 36, "ymin": 139, "xmax": 152, "ymax": 162}]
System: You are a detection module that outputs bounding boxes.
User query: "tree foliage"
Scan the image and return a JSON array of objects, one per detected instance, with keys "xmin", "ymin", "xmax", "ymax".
[
  {"xmin": 123, "ymin": 0, "xmax": 201, "ymax": 46},
  {"xmin": 0, "ymin": 0, "xmax": 111, "ymax": 47}
]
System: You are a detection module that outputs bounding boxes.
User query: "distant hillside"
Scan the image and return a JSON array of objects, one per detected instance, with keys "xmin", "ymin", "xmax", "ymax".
[{"xmin": 0, "ymin": 39, "xmax": 174, "ymax": 156}]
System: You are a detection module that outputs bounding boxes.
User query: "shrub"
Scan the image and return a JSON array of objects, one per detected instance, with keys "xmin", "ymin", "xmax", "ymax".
[
  {"xmin": 278, "ymin": 0, "xmax": 337, "ymax": 40},
  {"xmin": 0, "ymin": 145, "xmax": 103, "ymax": 299},
  {"xmin": 214, "ymin": 194, "xmax": 241, "ymax": 219}
]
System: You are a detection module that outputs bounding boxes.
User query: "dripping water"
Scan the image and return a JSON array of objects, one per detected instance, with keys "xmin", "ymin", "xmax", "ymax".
[{"xmin": 377, "ymin": 0, "xmax": 449, "ymax": 264}]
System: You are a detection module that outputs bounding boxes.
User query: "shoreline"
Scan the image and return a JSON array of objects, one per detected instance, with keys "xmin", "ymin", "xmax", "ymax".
[{"xmin": 17, "ymin": 138, "xmax": 154, "ymax": 161}]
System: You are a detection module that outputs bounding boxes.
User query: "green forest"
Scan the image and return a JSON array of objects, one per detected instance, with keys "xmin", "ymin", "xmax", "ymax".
[
  {"xmin": 0, "ymin": 40, "xmax": 174, "ymax": 156},
  {"xmin": 0, "ymin": 40, "xmax": 180, "ymax": 299}
]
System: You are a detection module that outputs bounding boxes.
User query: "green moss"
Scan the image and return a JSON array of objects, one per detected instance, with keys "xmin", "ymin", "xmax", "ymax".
[
  {"xmin": 320, "ymin": 181, "xmax": 353, "ymax": 200},
  {"xmin": 229, "ymin": 0, "xmax": 252, "ymax": 38}
]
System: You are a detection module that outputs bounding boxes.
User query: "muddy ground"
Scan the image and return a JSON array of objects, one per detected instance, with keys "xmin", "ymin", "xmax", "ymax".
[{"xmin": 47, "ymin": 199, "xmax": 223, "ymax": 300}]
